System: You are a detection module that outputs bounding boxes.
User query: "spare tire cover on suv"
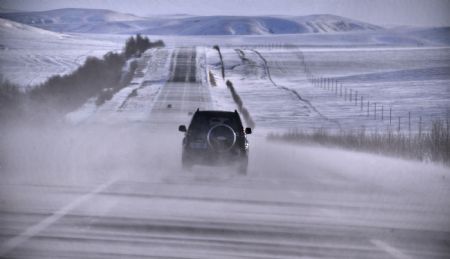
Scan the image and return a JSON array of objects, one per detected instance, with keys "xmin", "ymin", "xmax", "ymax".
[{"xmin": 207, "ymin": 124, "xmax": 236, "ymax": 152}]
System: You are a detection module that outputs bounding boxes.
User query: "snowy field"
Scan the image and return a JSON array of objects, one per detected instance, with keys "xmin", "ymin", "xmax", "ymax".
[
  {"xmin": 48, "ymin": 32, "xmax": 450, "ymax": 134},
  {"xmin": 206, "ymin": 45, "xmax": 450, "ymax": 133},
  {"xmin": 0, "ymin": 18, "xmax": 124, "ymax": 89},
  {"xmin": 2, "ymin": 16, "xmax": 447, "ymax": 133}
]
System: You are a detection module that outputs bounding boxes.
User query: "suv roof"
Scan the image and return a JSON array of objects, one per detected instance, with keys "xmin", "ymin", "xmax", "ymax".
[{"xmin": 195, "ymin": 110, "xmax": 238, "ymax": 116}]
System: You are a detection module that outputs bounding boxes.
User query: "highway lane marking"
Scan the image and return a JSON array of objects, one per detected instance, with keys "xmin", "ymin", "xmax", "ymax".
[
  {"xmin": 371, "ymin": 239, "xmax": 413, "ymax": 259},
  {"xmin": 145, "ymin": 49, "xmax": 174, "ymax": 119},
  {"xmin": 151, "ymin": 49, "xmax": 177, "ymax": 111},
  {"xmin": 0, "ymin": 178, "xmax": 118, "ymax": 257},
  {"xmin": 180, "ymin": 49, "xmax": 192, "ymax": 112},
  {"xmin": 184, "ymin": 49, "xmax": 193, "ymax": 82}
]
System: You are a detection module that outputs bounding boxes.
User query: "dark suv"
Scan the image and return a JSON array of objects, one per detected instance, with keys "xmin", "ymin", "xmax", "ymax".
[{"xmin": 178, "ymin": 109, "xmax": 252, "ymax": 174}]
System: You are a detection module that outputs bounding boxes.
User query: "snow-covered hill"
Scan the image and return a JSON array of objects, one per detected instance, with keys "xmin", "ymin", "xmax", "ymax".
[
  {"xmin": 135, "ymin": 16, "xmax": 307, "ymax": 35},
  {"xmin": 291, "ymin": 14, "xmax": 382, "ymax": 33},
  {"xmin": 1, "ymin": 7, "xmax": 449, "ymax": 46},
  {"xmin": 131, "ymin": 14, "xmax": 381, "ymax": 35},
  {"xmin": 393, "ymin": 26, "xmax": 450, "ymax": 45},
  {"xmin": 0, "ymin": 17, "xmax": 65, "ymax": 39},
  {"xmin": 0, "ymin": 8, "xmax": 144, "ymax": 24},
  {"xmin": 0, "ymin": 17, "xmax": 123, "ymax": 88},
  {"xmin": 0, "ymin": 7, "xmax": 21, "ymax": 13},
  {"xmin": 0, "ymin": 8, "xmax": 383, "ymax": 35}
]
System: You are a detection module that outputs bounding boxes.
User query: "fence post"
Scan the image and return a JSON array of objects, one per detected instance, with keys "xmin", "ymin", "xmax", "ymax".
[
  {"xmin": 447, "ymin": 115, "xmax": 449, "ymax": 158},
  {"xmin": 386, "ymin": 125, "xmax": 390, "ymax": 136},
  {"xmin": 374, "ymin": 103, "xmax": 377, "ymax": 120},
  {"xmin": 335, "ymin": 80, "xmax": 338, "ymax": 96},
  {"xmin": 381, "ymin": 105, "xmax": 384, "ymax": 121},
  {"xmin": 447, "ymin": 110, "xmax": 450, "ymax": 160},
  {"xmin": 345, "ymin": 88, "xmax": 347, "ymax": 101},
  {"xmin": 361, "ymin": 96, "xmax": 363, "ymax": 110},
  {"xmin": 390, "ymin": 107, "xmax": 392, "ymax": 125},
  {"xmin": 398, "ymin": 117, "xmax": 401, "ymax": 133},
  {"xmin": 349, "ymin": 89, "xmax": 352, "ymax": 102},
  {"xmin": 367, "ymin": 101, "xmax": 369, "ymax": 117},
  {"xmin": 408, "ymin": 112, "xmax": 411, "ymax": 137},
  {"xmin": 355, "ymin": 91, "xmax": 358, "ymax": 106},
  {"xmin": 419, "ymin": 116, "xmax": 422, "ymax": 139},
  {"xmin": 340, "ymin": 84, "xmax": 342, "ymax": 97}
]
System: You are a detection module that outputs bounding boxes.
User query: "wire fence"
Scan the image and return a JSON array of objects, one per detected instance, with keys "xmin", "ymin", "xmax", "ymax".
[{"xmin": 295, "ymin": 48, "xmax": 449, "ymax": 135}]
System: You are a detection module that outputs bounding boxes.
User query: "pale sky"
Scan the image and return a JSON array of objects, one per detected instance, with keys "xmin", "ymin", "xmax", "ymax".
[{"xmin": 1, "ymin": 0, "xmax": 450, "ymax": 27}]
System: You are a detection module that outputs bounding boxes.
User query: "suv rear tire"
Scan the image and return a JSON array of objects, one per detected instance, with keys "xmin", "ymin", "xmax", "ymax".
[
  {"xmin": 238, "ymin": 157, "xmax": 248, "ymax": 175},
  {"xmin": 182, "ymin": 155, "xmax": 193, "ymax": 171}
]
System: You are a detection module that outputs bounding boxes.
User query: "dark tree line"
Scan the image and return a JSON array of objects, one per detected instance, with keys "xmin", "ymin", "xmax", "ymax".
[
  {"xmin": 124, "ymin": 34, "xmax": 164, "ymax": 59},
  {"xmin": 0, "ymin": 77, "xmax": 23, "ymax": 121},
  {"xmin": 29, "ymin": 52, "xmax": 125, "ymax": 114},
  {"xmin": 0, "ymin": 34, "xmax": 164, "ymax": 121}
]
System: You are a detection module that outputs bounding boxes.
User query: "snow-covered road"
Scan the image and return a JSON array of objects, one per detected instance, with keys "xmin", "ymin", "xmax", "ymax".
[
  {"xmin": 1, "ymin": 46, "xmax": 449, "ymax": 259},
  {"xmin": 147, "ymin": 47, "xmax": 213, "ymax": 130},
  {"xmin": 1, "ymin": 136, "xmax": 449, "ymax": 258}
]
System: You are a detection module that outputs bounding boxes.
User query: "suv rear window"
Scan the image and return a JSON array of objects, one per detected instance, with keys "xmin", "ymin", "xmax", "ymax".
[{"xmin": 188, "ymin": 112, "xmax": 242, "ymax": 135}]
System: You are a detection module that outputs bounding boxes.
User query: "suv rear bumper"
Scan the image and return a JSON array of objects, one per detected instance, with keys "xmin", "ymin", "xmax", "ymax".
[{"xmin": 183, "ymin": 147, "xmax": 248, "ymax": 166}]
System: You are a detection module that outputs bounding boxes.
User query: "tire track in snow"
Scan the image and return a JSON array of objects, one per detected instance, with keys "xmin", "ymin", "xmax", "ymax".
[{"xmin": 248, "ymin": 49, "xmax": 341, "ymax": 128}]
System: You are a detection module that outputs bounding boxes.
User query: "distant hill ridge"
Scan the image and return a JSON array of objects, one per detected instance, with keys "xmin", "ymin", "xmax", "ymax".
[
  {"xmin": 0, "ymin": 8, "xmax": 144, "ymax": 24},
  {"xmin": 0, "ymin": 8, "xmax": 383, "ymax": 35},
  {"xmin": 0, "ymin": 17, "xmax": 65, "ymax": 39}
]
